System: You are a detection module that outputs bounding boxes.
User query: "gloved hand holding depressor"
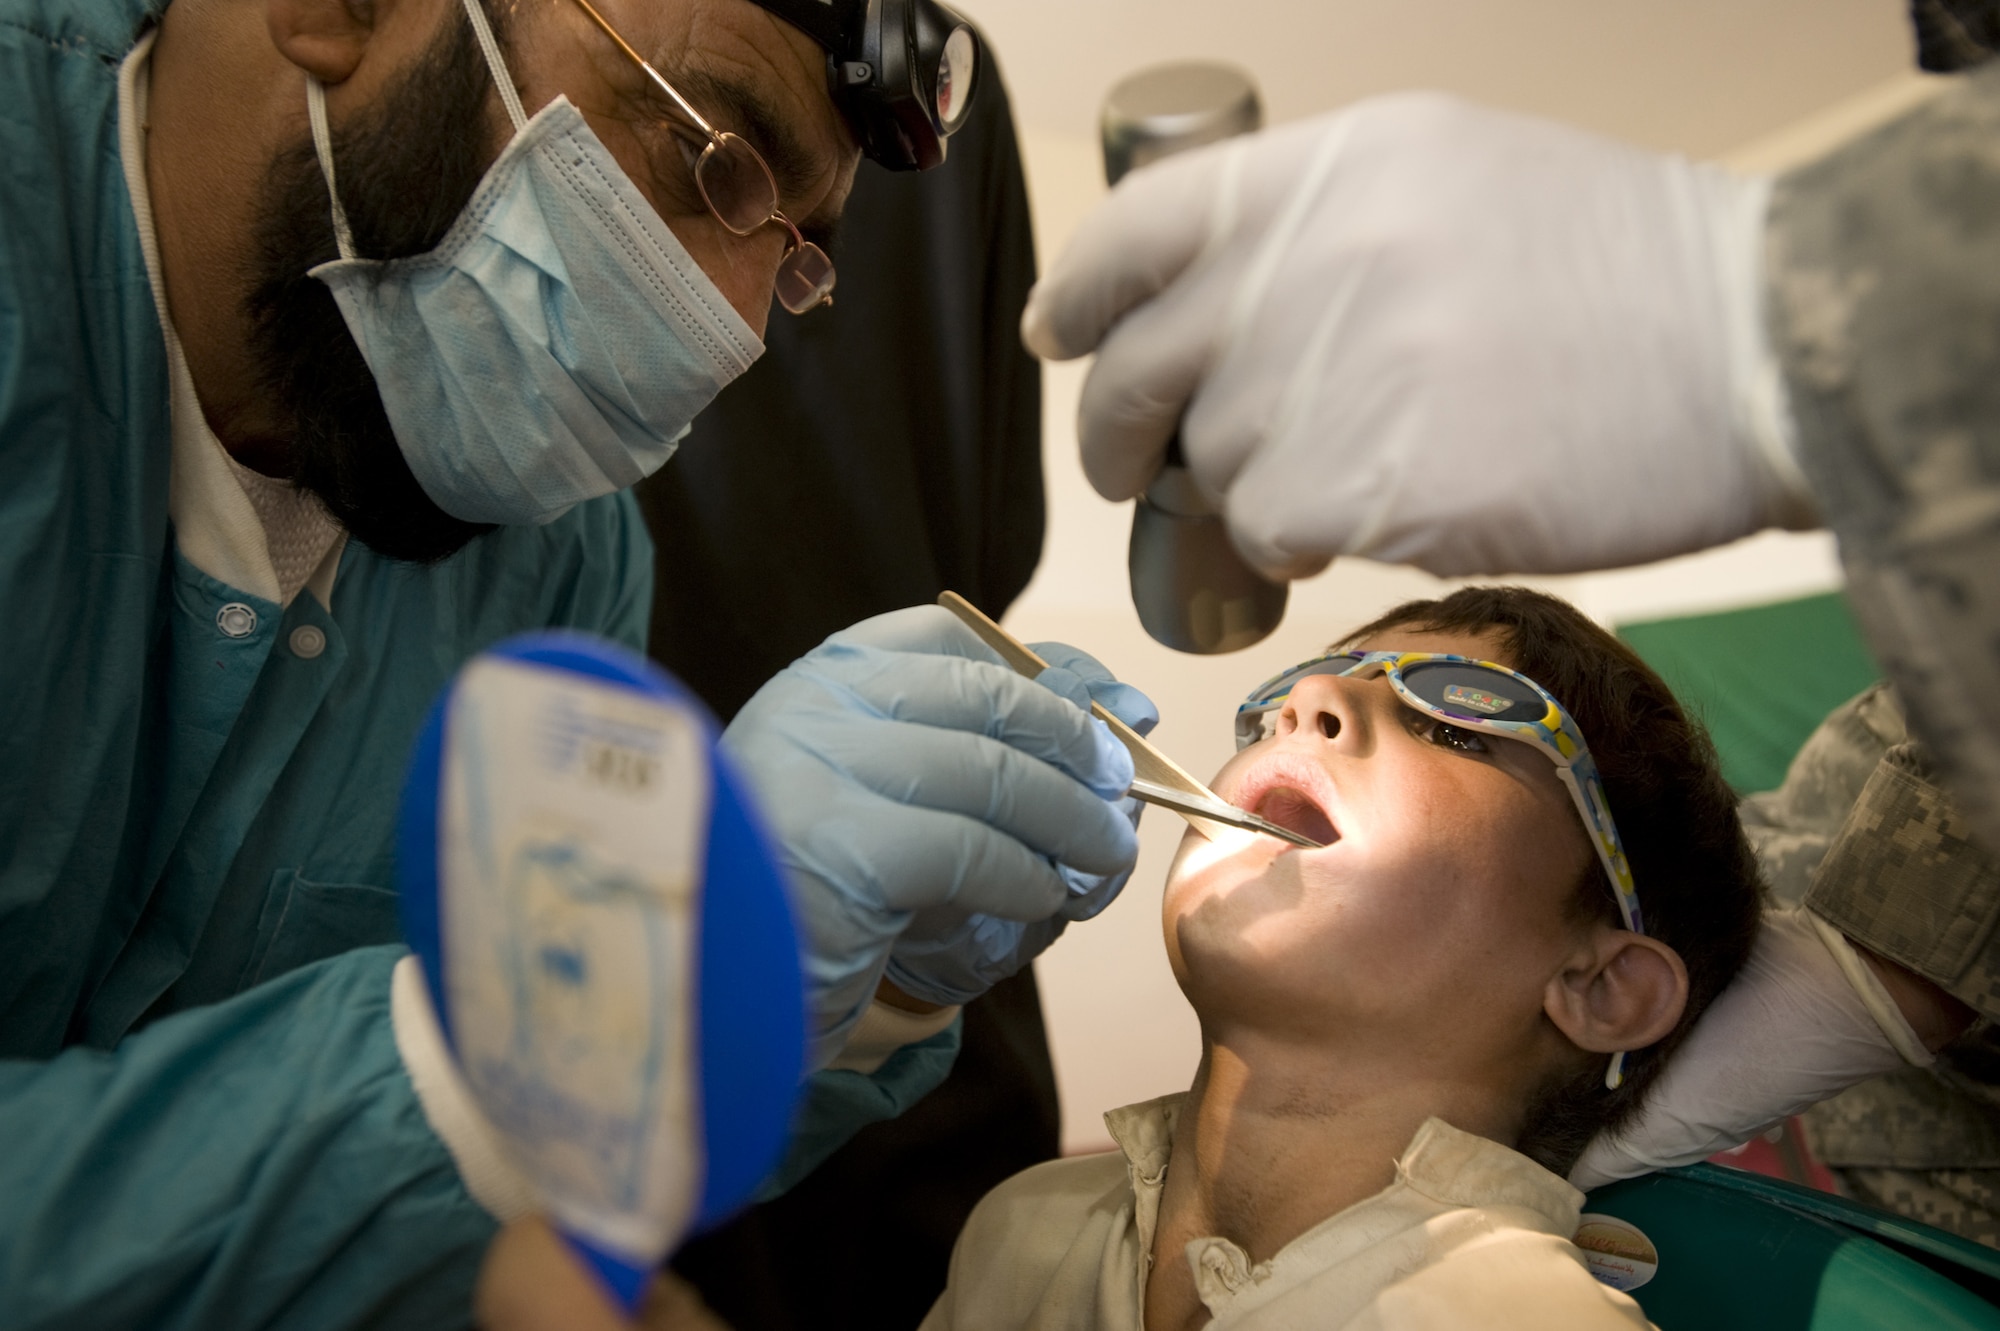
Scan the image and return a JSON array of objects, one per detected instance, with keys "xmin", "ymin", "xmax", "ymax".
[
  {"xmin": 718, "ymin": 607, "xmax": 1141, "ymax": 1067},
  {"xmin": 1022, "ymin": 93, "xmax": 1818, "ymax": 581},
  {"xmin": 1029, "ymin": 638, "xmax": 1157, "ymax": 920},
  {"xmin": 885, "ymin": 641, "xmax": 1159, "ymax": 1008},
  {"xmin": 1567, "ymin": 907, "xmax": 1933, "ymax": 1192}
]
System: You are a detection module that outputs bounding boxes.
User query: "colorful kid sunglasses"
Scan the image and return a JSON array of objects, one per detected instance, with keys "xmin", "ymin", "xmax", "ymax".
[{"xmin": 1236, "ymin": 650, "xmax": 1643, "ymax": 1088}]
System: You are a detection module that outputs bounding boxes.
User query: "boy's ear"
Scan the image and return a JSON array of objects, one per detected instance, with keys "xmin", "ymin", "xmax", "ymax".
[
  {"xmin": 1544, "ymin": 931, "xmax": 1688, "ymax": 1058},
  {"xmin": 267, "ymin": 0, "xmax": 384, "ymax": 84}
]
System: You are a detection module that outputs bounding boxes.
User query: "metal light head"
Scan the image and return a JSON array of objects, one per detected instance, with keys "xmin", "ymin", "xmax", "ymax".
[
  {"xmin": 1101, "ymin": 61, "xmax": 1260, "ymax": 187},
  {"xmin": 1101, "ymin": 61, "xmax": 1286, "ymax": 655}
]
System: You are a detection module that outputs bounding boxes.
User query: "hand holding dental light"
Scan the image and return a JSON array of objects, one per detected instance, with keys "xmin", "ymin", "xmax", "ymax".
[
  {"xmin": 1023, "ymin": 86, "xmax": 1991, "ymax": 1199},
  {"xmin": 1024, "ymin": 93, "xmax": 1812, "ymax": 583}
]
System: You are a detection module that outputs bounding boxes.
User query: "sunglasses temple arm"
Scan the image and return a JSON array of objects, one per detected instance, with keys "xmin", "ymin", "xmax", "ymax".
[
  {"xmin": 1553, "ymin": 765, "xmax": 1640, "ymax": 933},
  {"xmin": 1552, "ymin": 762, "xmax": 1637, "ymax": 1092}
]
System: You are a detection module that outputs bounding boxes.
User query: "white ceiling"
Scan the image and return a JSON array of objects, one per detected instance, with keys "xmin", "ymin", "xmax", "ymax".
[{"xmin": 966, "ymin": 0, "xmax": 1914, "ymax": 158}]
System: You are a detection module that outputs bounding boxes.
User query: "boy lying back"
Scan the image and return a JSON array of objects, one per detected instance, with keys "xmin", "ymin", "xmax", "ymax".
[{"xmin": 922, "ymin": 587, "xmax": 1763, "ymax": 1331}]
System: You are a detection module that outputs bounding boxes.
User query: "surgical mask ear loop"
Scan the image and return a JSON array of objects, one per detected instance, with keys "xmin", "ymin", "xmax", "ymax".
[
  {"xmin": 306, "ymin": 78, "xmax": 359, "ymax": 261},
  {"xmin": 304, "ymin": 0, "xmax": 529, "ymax": 263},
  {"xmin": 455, "ymin": 0, "xmax": 530, "ymax": 134}
]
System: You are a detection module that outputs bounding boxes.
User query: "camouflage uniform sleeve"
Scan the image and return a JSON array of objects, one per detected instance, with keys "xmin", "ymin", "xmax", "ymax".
[
  {"xmin": 1764, "ymin": 61, "xmax": 2000, "ymax": 849},
  {"xmin": 1739, "ymin": 683, "xmax": 1906, "ymax": 905},
  {"xmin": 1804, "ymin": 741, "xmax": 2000, "ymax": 1020},
  {"xmin": 1782, "ymin": 722, "xmax": 2000, "ymax": 1238}
]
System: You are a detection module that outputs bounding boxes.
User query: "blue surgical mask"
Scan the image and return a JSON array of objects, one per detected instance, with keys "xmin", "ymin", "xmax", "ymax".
[{"xmin": 305, "ymin": 0, "xmax": 763, "ymax": 527}]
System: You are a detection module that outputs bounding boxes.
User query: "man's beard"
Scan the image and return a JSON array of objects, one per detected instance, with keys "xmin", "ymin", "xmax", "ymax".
[{"xmin": 245, "ymin": 8, "xmax": 501, "ymax": 564}]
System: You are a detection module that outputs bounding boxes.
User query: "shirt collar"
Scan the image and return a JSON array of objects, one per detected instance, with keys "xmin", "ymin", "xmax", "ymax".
[
  {"xmin": 1105, "ymin": 1093, "xmax": 1180, "ymax": 1190},
  {"xmin": 1105, "ymin": 1095, "xmax": 1581, "ymax": 1224},
  {"xmin": 1395, "ymin": 1115, "xmax": 1586, "ymax": 1223},
  {"xmin": 1104, "ymin": 1093, "xmax": 1587, "ymax": 1317},
  {"xmin": 118, "ymin": 33, "xmax": 347, "ymax": 610}
]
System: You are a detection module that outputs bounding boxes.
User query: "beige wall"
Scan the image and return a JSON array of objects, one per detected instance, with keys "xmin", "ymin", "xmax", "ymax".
[
  {"xmin": 961, "ymin": 0, "xmax": 1925, "ymax": 1151},
  {"xmin": 978, "ymin": 0, "xmax": 1912, "ymax": 152}
]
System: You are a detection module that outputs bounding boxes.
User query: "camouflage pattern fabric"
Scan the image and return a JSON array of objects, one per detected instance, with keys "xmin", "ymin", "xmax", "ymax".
[
  {"xmin": 1842, "ymin": 1166, "xmax": 2000, "ymax": 1246},
  {"xmin": 1740, "ymin": 685, "xmax": 1910, "ymax": 907},
  {"xmin": 1802, "ymin": 746, "xmax": 2000, "ymax": 1020},
  {"xmin": 1765, "ymin": 62, "xmax": 2000, "ymax": 857},
  {"xmin": 1741, "ymin": 685, "xmax": 2000, "ymax": 1242}
]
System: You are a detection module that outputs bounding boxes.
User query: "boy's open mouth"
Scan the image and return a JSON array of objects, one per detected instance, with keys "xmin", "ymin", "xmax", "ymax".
[
  {"xmin": 1248, "ymin": 786, "xmax": 1339, "ymax": 847},
  {"xmin": 1227, "ymin": 750, "xmax": 1344, "ymax": 848}
]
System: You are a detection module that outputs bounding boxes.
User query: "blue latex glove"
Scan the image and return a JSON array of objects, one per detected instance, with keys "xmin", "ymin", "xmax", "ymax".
[
  {"xmin": 719, "ymin": 607, "xmax": 1140, "ymax": 1068},
  {"xmin": 884, "ymin": 641, "xmax": 1159, "ymax": 1008}
]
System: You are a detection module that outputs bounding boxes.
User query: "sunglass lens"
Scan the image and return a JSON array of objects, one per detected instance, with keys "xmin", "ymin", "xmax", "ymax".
[
  {"xmin": 1400, "ymin": 663, "xmax": 1544, "ymax": 723},
  {"xmin": 697, "ymin": 134, "xmax": 779, "ymax": 235},
  {"xmin": 775, "ymin": 242, "xmax": 835, "ymax": 314}
]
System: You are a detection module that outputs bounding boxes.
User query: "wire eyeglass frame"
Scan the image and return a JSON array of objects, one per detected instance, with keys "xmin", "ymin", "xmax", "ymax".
[{"xmin": 567, "ymin": 0, "xmax": 836, "ymax": 313}]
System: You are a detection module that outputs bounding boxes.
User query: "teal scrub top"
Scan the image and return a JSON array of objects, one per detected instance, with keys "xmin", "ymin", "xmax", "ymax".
[
  {"xmin": 0, "ymin": 0, "xmax": 660, "ymax": 1061},
  {"xmin": 0, "ymin": 0, "xmax": 958, "ymax": 1325}
]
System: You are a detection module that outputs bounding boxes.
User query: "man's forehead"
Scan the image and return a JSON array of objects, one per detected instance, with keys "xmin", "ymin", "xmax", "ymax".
[{"xmin": 667, "ymin": 18, "xmax": 855, "ymax": 222}]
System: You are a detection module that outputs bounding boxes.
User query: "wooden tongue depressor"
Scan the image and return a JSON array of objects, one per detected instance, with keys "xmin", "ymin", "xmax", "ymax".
[{"xmin": 935, "ymin": 592, "xmax": 1324, "ymax": 849}]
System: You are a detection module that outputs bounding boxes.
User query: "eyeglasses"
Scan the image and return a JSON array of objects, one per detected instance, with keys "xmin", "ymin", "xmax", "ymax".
[
  {"xmin": 567, "ymin": 0, "xmax": 836, "ymax": 314},
  {"xmin": 1237, "ymin": 650, "xmax": 1643, "ymax": 1089}
]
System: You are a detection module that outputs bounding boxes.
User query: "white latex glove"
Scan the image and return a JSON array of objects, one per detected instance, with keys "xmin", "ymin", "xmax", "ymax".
[
  {"xmin": 1023, "ymin": 93, "xmax": 1817, "ymax": 580},
  {"xmin": 1568, "ymin": 908, "xmax": 1933, "ymax": 1192}
]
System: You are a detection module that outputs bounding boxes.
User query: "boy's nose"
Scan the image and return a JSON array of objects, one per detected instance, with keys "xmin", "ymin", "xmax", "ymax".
[{"xmin": 1277, "ymin": 671, "xmax": 1351, "ymax": 743}]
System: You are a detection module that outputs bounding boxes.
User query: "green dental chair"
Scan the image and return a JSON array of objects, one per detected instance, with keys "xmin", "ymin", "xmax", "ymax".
[{"xmin": 1586, "ymin": 1163, "xmax": 2000, "ymax": 1328}]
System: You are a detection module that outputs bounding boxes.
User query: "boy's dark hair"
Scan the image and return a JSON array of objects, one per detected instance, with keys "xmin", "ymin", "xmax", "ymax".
[{"xmin": 1340, "ymin": 586, "xmax": 1764, "ymax": 1176}]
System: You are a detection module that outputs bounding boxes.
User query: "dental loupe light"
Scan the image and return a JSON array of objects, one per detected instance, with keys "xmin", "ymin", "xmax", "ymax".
[{"xmin": 746, "ymin": 0, "xmax": 980, "ymax": 170}]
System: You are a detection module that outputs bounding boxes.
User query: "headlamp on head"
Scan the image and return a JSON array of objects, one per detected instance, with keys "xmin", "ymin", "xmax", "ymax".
[{"xmin": 745, "ymin": 0, "xmax": 980, "ymax": 170}]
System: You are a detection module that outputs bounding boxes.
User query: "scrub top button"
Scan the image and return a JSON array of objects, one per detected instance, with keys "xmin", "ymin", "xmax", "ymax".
[
  {"xmin": 216, "ymin": 602, "xmax": 258, "ymax": 638},
  {"xmin": 290, "ymin": 624, "xmax": 327, "ymax": 659}
]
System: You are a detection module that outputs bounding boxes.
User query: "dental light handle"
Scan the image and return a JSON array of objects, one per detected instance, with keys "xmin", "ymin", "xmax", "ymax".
[{"xmin": 1102, "ymin": 62, "xmax": 1288, "ymax": 655}]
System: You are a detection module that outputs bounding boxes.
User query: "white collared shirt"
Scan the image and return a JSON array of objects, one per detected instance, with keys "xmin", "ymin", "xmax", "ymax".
[{"xmin": 923, "ymin": 1093, "xmax": 1654, "ymax": 1331}]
